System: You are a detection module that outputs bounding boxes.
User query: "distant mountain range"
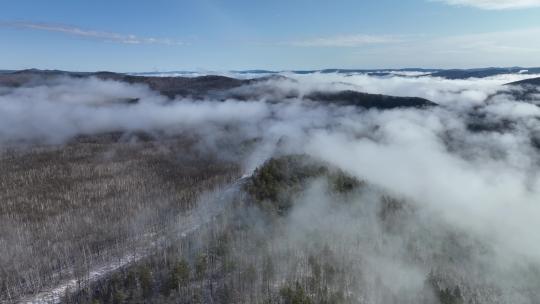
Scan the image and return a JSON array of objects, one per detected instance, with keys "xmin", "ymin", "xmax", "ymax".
[
  {"xmin": 137, "ymin": 67, "xmax": 540, "ymax": 79},
  {"xmin": 2, "ymin": 68, "xmax": 539, "ymax": 111},
  {"xmin": 4, "ymin": 67, "xmax": 540, "ymax": 80},
  {"xmin": 1, "ymin": 68, "xmax": 538, "ymax": 138},
  {"xmin": 430, "ymin": 67, "xmax": 540, "ymax": 80},
  {"xmin": 0, "ymin": 69, "xmax": 436, "ymax": 110}
]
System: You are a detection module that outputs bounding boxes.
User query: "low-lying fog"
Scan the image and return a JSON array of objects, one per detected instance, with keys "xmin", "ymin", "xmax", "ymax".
[{"xmin": 2, "ymin": 71, "xmax": 540, "ymax": 302}]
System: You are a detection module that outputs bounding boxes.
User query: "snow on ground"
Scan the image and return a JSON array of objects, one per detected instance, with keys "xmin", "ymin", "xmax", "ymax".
[{"xmin": 18, "ymin": 177, "xmax": 247, "ymax": 304}]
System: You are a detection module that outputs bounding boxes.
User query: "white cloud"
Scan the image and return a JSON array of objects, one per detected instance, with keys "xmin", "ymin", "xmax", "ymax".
[
  {"xmin": 0, "ymin": 22, "xmax": 185, "ymax": 45},
  {"xmin": 269, "ymin": 27, "xmax": 540, "ymax": 68},
  {"xmin": 434, "ymin": 0, "xmax": 540, "ymax": 9},
  {"xmin": 342, "ymin": 27, "xmax": 540, "ymax": 68},
  {"xmin": 285, "ymin": 34, "xmax": 403, "ymax": 47}
]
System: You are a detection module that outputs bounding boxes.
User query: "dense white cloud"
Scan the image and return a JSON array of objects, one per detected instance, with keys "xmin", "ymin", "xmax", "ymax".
[
  {"xmin": 0, "ymin": 77, "xmax": 267, "ymax": 144},
  {"xmin": 434, "ymin": 0, "xmax": 540, "ymax": 9}
]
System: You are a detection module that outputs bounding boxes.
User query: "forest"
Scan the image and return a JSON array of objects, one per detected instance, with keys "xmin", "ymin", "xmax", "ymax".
[
  {"xmin": 60, "ymin": 155, "xmax": 517, "ymax": 304},
  {"xmin": 0, "ymin": 133, "xmax": 239, "ymax": 302}
]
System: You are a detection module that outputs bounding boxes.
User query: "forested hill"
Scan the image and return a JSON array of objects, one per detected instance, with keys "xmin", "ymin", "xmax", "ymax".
[
  {"xmin": 506, "ymin": 77, "xmax": 540, "ymax": 87},
  {"xmin": 305, "ymin": 90, "xmax": 435, "ymax": 109}
]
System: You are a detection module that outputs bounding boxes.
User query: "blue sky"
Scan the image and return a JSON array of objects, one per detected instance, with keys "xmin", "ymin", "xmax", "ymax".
[{"xmin": 1, "ymin": 0, "xmax": 539, "ymax": 71}]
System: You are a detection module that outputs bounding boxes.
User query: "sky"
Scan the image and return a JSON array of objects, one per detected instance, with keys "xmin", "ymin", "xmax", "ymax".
[{"xmin": 0, "ymin": 0, "xmax": 539, "ymax": 72}]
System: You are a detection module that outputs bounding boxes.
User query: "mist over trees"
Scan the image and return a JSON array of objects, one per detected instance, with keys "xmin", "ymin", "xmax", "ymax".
[
  {"xmin": 1, "ymin": 70, "xmax": 540, "ymax": 303},
  {"xmin": 62, "ymin": 155, "xmax": 540, "ymax": 303}
]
